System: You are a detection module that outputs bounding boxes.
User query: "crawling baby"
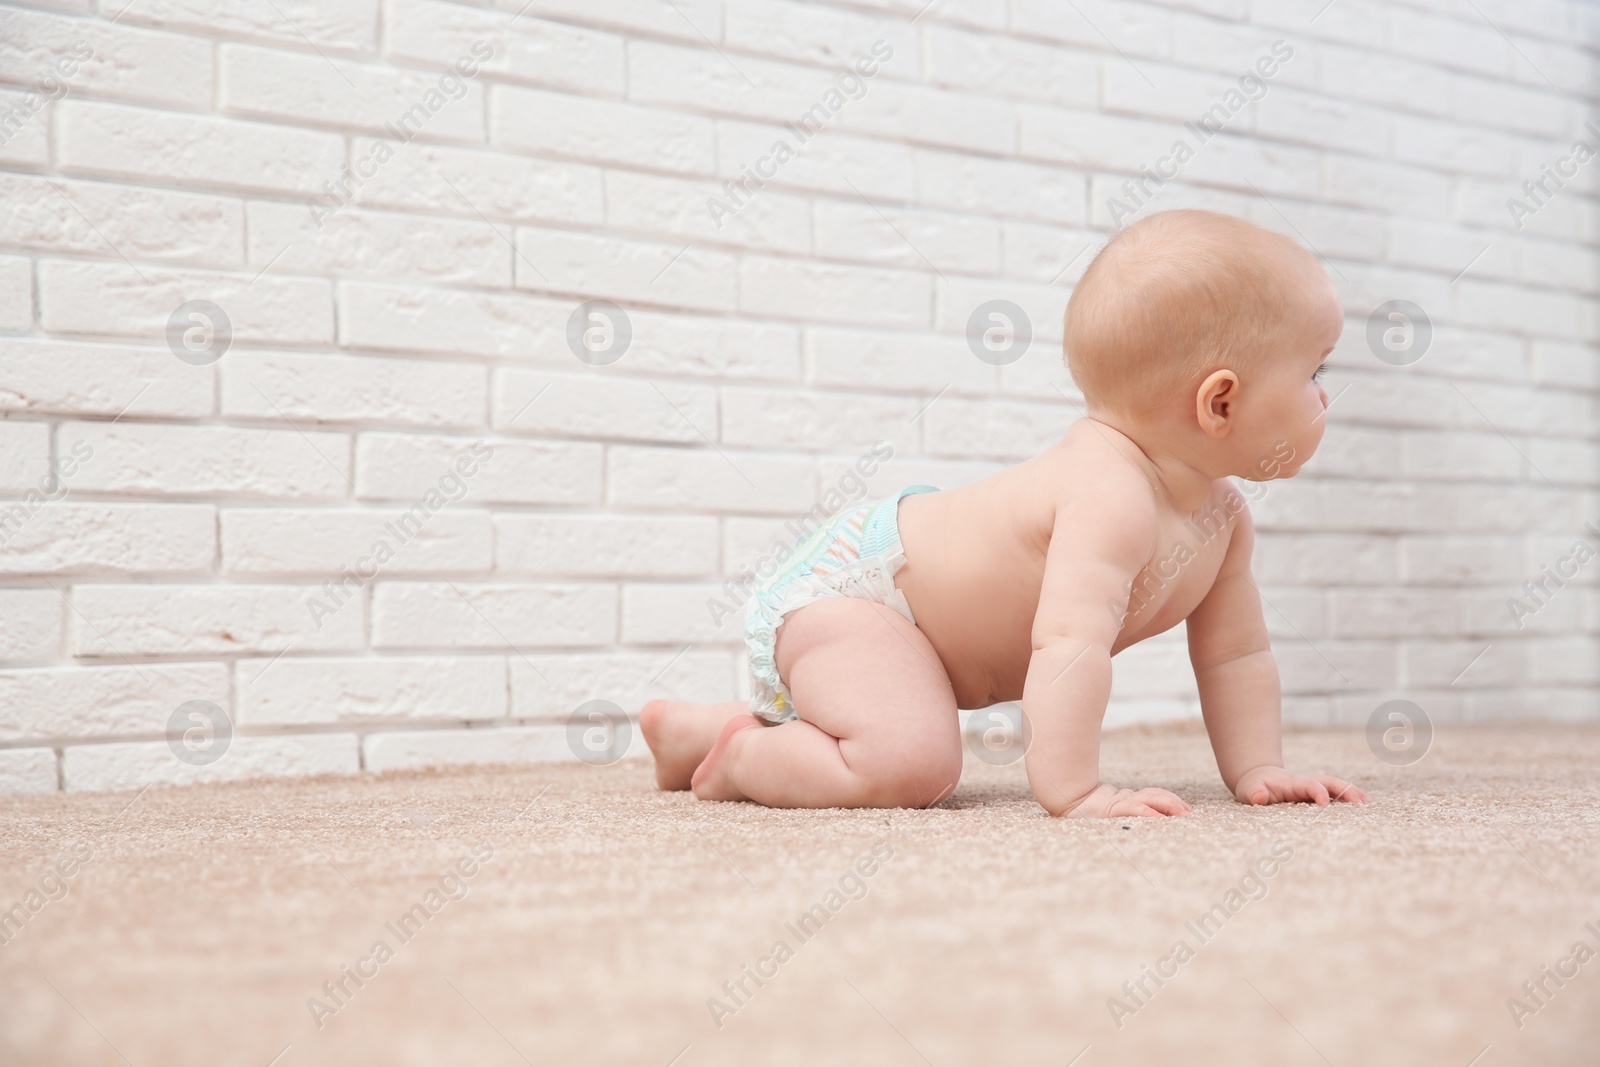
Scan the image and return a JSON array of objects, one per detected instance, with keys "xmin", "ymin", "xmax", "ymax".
[{"xmin": 643, "ymin": 209, "xmax": 1368, "ymax": 818}]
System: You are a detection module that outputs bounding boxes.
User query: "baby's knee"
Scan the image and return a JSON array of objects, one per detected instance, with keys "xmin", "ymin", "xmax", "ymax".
[{"xmin": 869, "ymin": 741, "xmax": 962, "ymax": 808}]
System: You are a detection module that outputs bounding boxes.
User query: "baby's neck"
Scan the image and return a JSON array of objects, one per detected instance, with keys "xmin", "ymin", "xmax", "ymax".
[{"xmin": 1083, "ymin": 414, "xmax": 1218, "ymax": 513}]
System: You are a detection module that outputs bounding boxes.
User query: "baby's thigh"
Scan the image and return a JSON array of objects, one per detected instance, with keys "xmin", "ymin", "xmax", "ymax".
[{"xmin": 774, "ymin": 598, "xmax": 959, "ymax": 755}]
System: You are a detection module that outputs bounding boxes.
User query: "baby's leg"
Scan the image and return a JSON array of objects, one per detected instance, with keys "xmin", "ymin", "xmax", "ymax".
[
  {"xmin": 640, "ymin": 700, "xmax": 748, "ymax": 791},
  {"xmin": 693, "ymin": 598, "xmax": 961, "ymax": 808}
]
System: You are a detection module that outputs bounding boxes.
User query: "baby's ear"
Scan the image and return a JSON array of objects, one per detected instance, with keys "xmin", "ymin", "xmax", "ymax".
[{"xmin": 1195, "ymin": 369, "xmax": 1238, "ymax": 436}]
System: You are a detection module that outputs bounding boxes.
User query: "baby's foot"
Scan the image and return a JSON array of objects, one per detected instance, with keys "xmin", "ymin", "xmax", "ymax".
[
  {"xmin": 690, "ymin": 714, "xmax": 762, "ymax": 801},
  {"xmin": 640, "ymin": 700, "xmax": 748, "ymax": 791}
]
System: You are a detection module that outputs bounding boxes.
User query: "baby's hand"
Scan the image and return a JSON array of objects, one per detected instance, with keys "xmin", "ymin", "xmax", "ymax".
[
  {"xmin": 1234, "ymin": 766, "xmax": 1368, "ymax": 807},
  {"xmin": 1065, "ymin": 782, "xmax": 1192, "ymax": 819}
]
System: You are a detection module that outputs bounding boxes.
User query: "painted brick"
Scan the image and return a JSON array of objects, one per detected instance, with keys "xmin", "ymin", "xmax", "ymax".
[
  {"xmin": 0, "ymin": 172, "xmax": 243, "ymax": 267},
  {"xmin": 813, "ymin": 200, "xmax": 1000, "ymax": 275},
  {"xmin": 608, "ymin": 446, "xmax": 818, "ymax": 514},
  {"xmin": 0, "ymin": 589, "xmax": 63, "ymax": 663},
  {"xmin": 507, "ymin": 649, "xmax": 735, "ymax": 718},
  {"xmin": 70, "ymin": 584, "xmax": 366, "ymax": 656},
  {"xmin": 236, "ymin": 655, "xmax": 506, "ymax": 725},
  {"xmin": 246, "ymin": 201, "xmax": 510, "ymax": 288},
  {"xmin": 221, "ymin": 351, "xmax": 487, "ymax": 428},
  {"xmin": 64, "ymin": 422, "xmax": 351, "ymax": 500},
  {"xmin": 220, "ymin": 508, "xmax": 492, "ymax": 575},
  {"xmin": 0, "ymin": 421, "xmax": 51, "ymax": 493},
  {"xmin": 724, "ymin": 0, "xmax": 918, "ymax": 74},
  {"xmin": 0, "ymin": 255, "xmax": 32, "ymax": 331},
  {"xmin": 220, "ymin": 43, "xmax": 485, "ymax": 140},
  {"xmin": 914, "ymin": 148, "xmax": 1088, "ymax": 226},
  {"xmin": 355, "ymin": 433, "xmax": 601, "ymax": 505},
  {"xmin": 0, "ymin": 663, "xmax": 229, "ymax": 742},
  {"xmin": 923, "ymin": 25, "xmax": 1096, "ymax": 108},
  {"xmin": 0, "ymin": 503, "xmax": 215, "ymax": 576},
  {"xmin": 921, "ymin": 397, "xmax": 1071, "ymax": 460},
  {"xmin": 122, "ymin": 0, "xmax": 377, "ymax": 50},
  {"xmin": 491, "ymin": 368, "xmax": 717, "ymax": 445},
  {"xmin": 505, "ymin": 0, "xmax": 722, "ymax": 43},
  {"xmin": 57, "ymin": 99, "xmax": 347, "ymax": 195},
  {"xmin": 605, "ymin": 169, "xmax": 812, "ymax": 255},
  {"xmin": 494, "ymin": 514, "xmax": 718, "ymax": 578},
  {"xmin": 0, "ymin": 7, "xmax": 212, "ymax": 107},
  {"xmin": 385, "ymin": 0, "xmax": 624, "ymax": 96},
  {"xmin": 0, "ymin": 749, "xmax": 57, "ymax": 795},
  {"xmin": 740, "ymin": 256, "xmax": 931, "ymax": 327},
  {"xmin": 0, "ymin": 88, "xmax": 50, "ymax": 166},
  {"xmin": 338, "ymin": 280, "xmax": 567, "ymax": 359},
  {"xmin": 515, "ymin": 226, "xmax": 739, "ymax": 313},
  {"xmin": 370, "ymin": 582, "xmax": 616, "ymax": 649},
  {"xmin": 39, "ymin": 259, "xmax": 334, "ymax": 345},
  {"xmin": 621, "ymin": 582, "xmax": 736, "ymax": 644},
  {"xmin": 0, "ymin": 338, "xmax": 213, "ymax": 418},
  {"xmin": 717, "ymin": 120, "xmax": 915, "ymax": 203},
  {"xmin": 720, "ymin": 387, "xmax": 921, "ymax": 452},
  {"xmin": 806, "ymin": 326, "xmax": 997, "ymax": 396},
  {"xmin": 491, "ymin": 84, "xmax": 715, "ymax": 174},
  {"xmin": 348, "ymin": 138, "xmax": 603, "ymax": 226}
]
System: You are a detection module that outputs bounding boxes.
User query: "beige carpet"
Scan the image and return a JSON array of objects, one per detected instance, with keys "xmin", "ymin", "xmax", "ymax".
[{"xmin": 1, "ymin": 722, "xmax": 1596, "ymax": 1067}]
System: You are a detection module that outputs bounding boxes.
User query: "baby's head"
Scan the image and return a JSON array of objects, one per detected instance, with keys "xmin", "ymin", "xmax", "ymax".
[{"xmin": 1065, "ymin": 209, "xmax": 1342, "ymax": 479}]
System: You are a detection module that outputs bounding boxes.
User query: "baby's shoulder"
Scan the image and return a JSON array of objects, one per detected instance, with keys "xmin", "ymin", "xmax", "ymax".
[
  {"xmin": 1034, "ymin": 434, "xmax": 1162, "ymax": 542},
  {"xmin": 1049, "ymin": 424, "xmax": 1161, "ymax": 507}
]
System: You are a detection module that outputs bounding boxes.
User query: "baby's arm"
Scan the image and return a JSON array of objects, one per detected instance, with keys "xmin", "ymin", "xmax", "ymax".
[
  {"xmin": 1186, "ymin": 503, "xmax": 1367, "ymax": 806},
  {"xmin": 1021, "ymin": 484, "xmax": 1190, "ymax": 819}
]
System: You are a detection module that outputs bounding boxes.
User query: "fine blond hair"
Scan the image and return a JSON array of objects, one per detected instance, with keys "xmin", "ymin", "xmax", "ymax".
[{"xmin": 1065, "ymin": 210, "xmax": 1325, "ymax": 414}]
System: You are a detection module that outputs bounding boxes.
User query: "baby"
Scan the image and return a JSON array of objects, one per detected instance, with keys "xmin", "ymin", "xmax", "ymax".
[{"xmin": 642, "ymin": 209, "xmax": 1368, "ymax": 818}]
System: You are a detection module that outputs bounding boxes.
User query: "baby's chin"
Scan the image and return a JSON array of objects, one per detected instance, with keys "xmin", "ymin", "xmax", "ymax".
[{"xmin": 1236, "ymin": 462, "xmax": 1306, "ymax": 482}]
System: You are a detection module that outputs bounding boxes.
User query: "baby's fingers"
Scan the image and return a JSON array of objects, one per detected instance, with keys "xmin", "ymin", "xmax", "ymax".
[
  {"xmin": 1130, "ymin": 788, "xmax": 1191, "ymax": 816},
  {"xmin": 1317, "ymin": 776, "xmax": 1367, "ymax": 803}
]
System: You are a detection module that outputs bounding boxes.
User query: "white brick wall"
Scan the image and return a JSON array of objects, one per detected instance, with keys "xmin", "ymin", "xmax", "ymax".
[{"xmin": 1, "ymin": 0, "xmax": 1596, "ymax": 792}]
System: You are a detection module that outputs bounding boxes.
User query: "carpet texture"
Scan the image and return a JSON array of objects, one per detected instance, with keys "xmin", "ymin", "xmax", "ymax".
[{"xmin": 1, "ymin": 722, "xmax": 1596, "ymax": 1066}]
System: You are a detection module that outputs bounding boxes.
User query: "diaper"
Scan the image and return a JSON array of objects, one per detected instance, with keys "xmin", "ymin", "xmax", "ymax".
[{"xmin": 744, "ymin": 485, "xmax": 938, "ymax": 724}]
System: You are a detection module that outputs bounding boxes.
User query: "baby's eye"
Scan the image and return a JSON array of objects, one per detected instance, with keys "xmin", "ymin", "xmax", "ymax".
[{"xmin": 1313, "ymin": 362, "xmax": 1329, "ymax": 381}]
